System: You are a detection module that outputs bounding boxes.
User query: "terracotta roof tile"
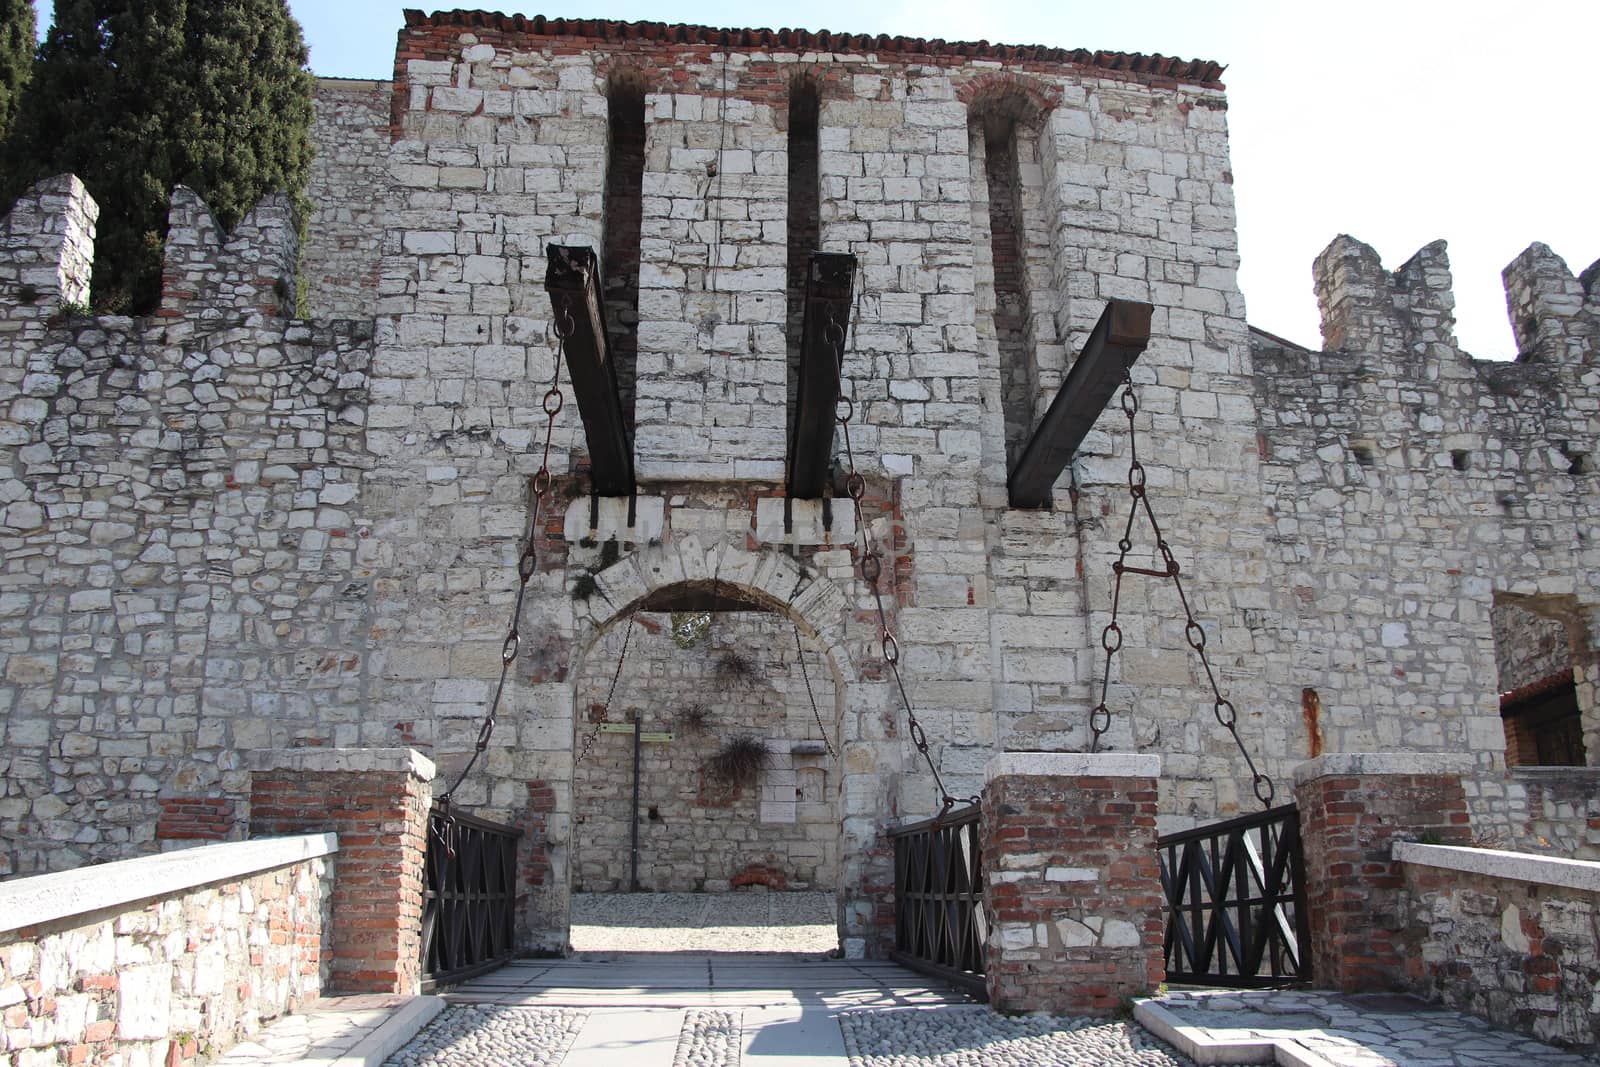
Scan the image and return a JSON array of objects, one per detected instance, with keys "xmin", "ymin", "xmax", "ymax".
[{"xmin": 400, "ymin": 9, "xmax": 1226, "ymax": 87}]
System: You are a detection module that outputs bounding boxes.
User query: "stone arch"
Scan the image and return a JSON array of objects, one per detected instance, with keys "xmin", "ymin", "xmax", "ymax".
[{"xmin": 571, "ymin": 537, "xmax": 859, "ymax": 688}]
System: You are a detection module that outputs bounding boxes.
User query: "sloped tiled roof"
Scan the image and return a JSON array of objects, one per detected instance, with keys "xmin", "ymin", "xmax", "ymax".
[{"xmin": 400, "ymin": 10, "xmax": 1226, "ymax": 87}]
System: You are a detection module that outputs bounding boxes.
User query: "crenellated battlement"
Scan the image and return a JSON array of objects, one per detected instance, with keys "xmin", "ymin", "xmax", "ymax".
[
  {"xmin": 1313, "ymin": 235, "xmax": 1456, "ymax": 359},
  {"xmin": 0, "ymin": 175, "xmax": 301, "ymax": 329},
  {"xmin": 1314, "ymin": 233, "xmax": 1598, "ymax": 367},
  {"xmin": 0, "ymin": 175, "xmax": 98, "ymax": 320},
  {"xmin": 159, "ymin": 186, "xmax": 299, "ymax": 324},
  {"xmin": 1503, "ymin": 242, "xmax": 1599, "ymax": 364}
]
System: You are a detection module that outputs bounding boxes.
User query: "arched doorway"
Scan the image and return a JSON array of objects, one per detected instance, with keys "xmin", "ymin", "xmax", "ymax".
[{"xmin": 556, "ymin": 540, "xmax": 889, "ymax": 955}]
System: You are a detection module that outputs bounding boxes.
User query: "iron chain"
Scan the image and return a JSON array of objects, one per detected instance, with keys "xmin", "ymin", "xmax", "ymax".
[
  {"xmin": 786, "ymin": 574, "xmax": 838, "ymax": 759},
  {"xmin": 830, "ymin": 316, "xmax": 976, "ymax": 820},
  {"xmin": 1088, "ymin": 363, "xmax": 1275, "ymax": 808},
  {"xmin": 434, "ymin": 301, "xmax": 573, "ymax": 852},
  {"xmin": 575, "ymin": 613, "xmax": 634, "ymax": 766}
]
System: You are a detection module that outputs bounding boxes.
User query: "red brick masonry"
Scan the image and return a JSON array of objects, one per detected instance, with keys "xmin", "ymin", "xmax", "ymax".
[
  {"xmin": 1293, "ymin": 752, "xmax": 1473, "ymax": 991},
  {"xmin": 249, "ymin": 748, "xmax": 434, "ymax": 994},
  {"xmin": 980, "ymin": 753, "xmax": 1164, "ymax": 1014}
]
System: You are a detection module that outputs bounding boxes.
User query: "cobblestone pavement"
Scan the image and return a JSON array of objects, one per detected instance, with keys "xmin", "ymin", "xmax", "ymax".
[
  {"xmin": 1146, "ymin": 988, "xmax": 1600, "ymax": 1066},
  {"xmin": 841, "ymin": 1005, "xmax": 1216, "ymax": 1066},
  {"xmin": 383, "ymin": 1004, "xmax": 586, "ymax": 1066},
  {"xmin": 569, "ymin": 891, "xmax": 838, "ymax": 954}
]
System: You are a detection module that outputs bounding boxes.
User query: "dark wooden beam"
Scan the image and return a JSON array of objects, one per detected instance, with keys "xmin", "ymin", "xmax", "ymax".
[
  {"xmin": 545, "ymin": 244, "xmax": 634, "ymax": 497},
  {"xmin": 1007, "ymin": 300, "xmax": 1153, "ymax": 509},
  {"xmin": 786, "ymin": 252, "xmax": 857, "ymax": 499}
]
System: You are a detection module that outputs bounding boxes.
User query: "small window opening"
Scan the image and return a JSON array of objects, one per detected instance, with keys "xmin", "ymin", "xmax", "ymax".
[
  {"xmin": 1494, "ymin": 599, "xmax": 1583, "ymax": 766},
  {"xmin": 1451, "ymin": 450, "xmax": 1471, "ymax": 471}
]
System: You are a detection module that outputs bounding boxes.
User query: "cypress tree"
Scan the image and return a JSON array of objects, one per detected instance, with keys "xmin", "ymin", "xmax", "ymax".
[
  {"xmin": 6, "ymin": 0, "xmax": 314, "ymax": 312},
  {"xmin": 0, "ymin": 0, "xmax": 33, "ymax": 139}
]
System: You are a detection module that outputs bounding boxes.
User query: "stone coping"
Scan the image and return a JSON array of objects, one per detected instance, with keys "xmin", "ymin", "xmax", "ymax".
[
  {"xmin": 1292, "ymin": 751, "xmax": 1475, "ymax": 786},
  {"xmin": 985, "ymin": 751, "xmax": 1161, "ymax": 782},
  {"xmin": 249, "ymin": 747, "xmax": 437, "ymax": 781},
  {"xmin": 1394, "ymin": 841, "xmax": 1600, "ymax": 894},
  {"xmin": 0, "ymin": 833, "xmax": 338, "ymax": 935}
]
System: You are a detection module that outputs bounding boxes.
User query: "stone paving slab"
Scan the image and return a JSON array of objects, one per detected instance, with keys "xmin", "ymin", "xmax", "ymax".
[
  {"xmin": 214, "ymin": 994, "xmax": 443, "ymax": 1065},
  {"xmin": 1139, "ymin": 988, "xmax": 1600, "ymax": 1066}
]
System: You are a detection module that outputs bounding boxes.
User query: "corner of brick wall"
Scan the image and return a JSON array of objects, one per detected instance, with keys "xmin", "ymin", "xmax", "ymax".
[
  {"xmin": 980, "ymin": 768, "xmax": 1163, "ymax": 1014},
  {"xmin": 1295, "ymin": 763, "xmax": 1470, "ymax": 991},
  {"xmin": 249, "ymin": 756, "xmax": 431, "ymax": 994}
]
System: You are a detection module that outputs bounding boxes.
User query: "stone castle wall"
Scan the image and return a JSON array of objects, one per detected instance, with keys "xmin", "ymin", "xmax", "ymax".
[
  {"xmin": 301, "ymin": 79, "xmax": 394, "ymax": 320},
  {"xmin": 1252, "ymin": 237, "xmax": 1598, "ymax": 773},
  {"xmin": 0, "ymin": 176, "xmax": 375, "ymax": 875},
  {"xmin": 0, "ymin": 13, "xmax": 1595, "ymax": 954}
]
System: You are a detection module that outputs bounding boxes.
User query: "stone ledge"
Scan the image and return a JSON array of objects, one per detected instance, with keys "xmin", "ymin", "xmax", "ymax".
[
  {"xmin": 1393, "ymin": 842, "xmax": 1600, "ymax": 894},
  {"xmin": 0, "ymin": 833, "xmax": 338, "ymax": 935},
  {"xmin": 1291, "ymin": 752, "xmax": 1474, "ymax": 786},
  {"xmin": 984, "ymin": 751, "xmax": 1161, "ymax": 782},
  {"xmin": 1133, "ymin": 999, "xmax": 1340, "ymax": 1067},
  {"xmin": 249, "ymin": 747, "xmax": 437, "ymax": 781}
]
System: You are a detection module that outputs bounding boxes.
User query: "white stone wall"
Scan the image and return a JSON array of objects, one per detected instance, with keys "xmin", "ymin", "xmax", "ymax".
[{"xmin": 302, "ymin": 79, "xmax": 394, "ymax": 319}]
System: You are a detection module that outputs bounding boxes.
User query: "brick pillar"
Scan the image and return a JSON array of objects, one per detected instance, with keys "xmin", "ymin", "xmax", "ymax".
[
  {"xmin": 981, "ymin": 752, "xmax": 1163, "ymax": 1014},
  {"xmin": 1294, "ymin": 752, "xmax": 1473, "ymax": 991},
  {"xmin": 249, "ymin": 748, "xmax": 435, "ymax": 995}
]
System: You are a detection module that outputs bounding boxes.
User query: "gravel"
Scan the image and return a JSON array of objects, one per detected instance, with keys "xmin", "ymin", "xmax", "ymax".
[
  {"xmin": 570, "ymin": 891, "xmax": 838, "ymax": 954},
  {"xmin": 839, "ymin": 1006, "xmax": 1233, "ymax": 1067},
  {"xmin": 383, "ymin": 1005, "xmax": 587, "ymax": 1067},
  {"xmin": 672, "ymin": 1008, "xmax": 744, "ymax": 1066}
]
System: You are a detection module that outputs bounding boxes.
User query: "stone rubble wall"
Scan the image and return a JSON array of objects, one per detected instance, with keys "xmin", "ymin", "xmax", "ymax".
[
  {"xmin": 571, "ymin": 609, "xmax": 839, "ymax": 892},
  {"xmin": 1253, "ymin": 236, "xmax": 1599, "ymax": 791},
  {"xmin": 0, "ymin": 838, "xmax": 332, "ymax": 1067},
  {"xmin": 0, "ymin": 177, "xmax": 375, "ymax": 875},
  {"xmin": 1400, "ymin": 849, "xmax": 1600, "ymax": 1047},
  {"xmin": 301, "ymin": 79, "xmax": 395, "ymax": 320}
]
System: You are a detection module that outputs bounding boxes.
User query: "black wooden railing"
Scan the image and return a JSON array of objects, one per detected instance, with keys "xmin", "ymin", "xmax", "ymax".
[
  {"xmin": 1157, "ymin": 802, "xmax": 1310, "ymax": 987},
  {"xmin": 889, "ymin": 805, "xmax": 986, "ymax": 997},
  {"xmin": 421, "ymin": 808, "xmax": 522, "ymax": 990}
]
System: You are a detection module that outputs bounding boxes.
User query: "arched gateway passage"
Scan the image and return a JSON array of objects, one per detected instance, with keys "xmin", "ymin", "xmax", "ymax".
[{"xmin": 553, "ymin": 539, "xmax": 890, "ymax": 954}]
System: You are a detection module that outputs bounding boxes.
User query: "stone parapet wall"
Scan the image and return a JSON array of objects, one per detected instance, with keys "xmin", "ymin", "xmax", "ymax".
[
  {"xmin": 0, "ymin": 834, "xmax": 334, "ymax": 1066},
  {"xmin": 1398, "ymin": 842, "xmax": 1600, "ymax": 1047},
  {"xmin": 1255, "ymin": 234, "xmax": 1599, "ymax": 770}
]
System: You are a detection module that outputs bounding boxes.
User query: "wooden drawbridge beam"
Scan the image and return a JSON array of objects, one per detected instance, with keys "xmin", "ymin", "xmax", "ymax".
[
  {"xmin": 786, "ymin": 252, "xmax": 858, "ymax": 500},
  {"xmin": 544, "ymin": 244, "xmax": 634, "ymax": 497},
  {"xmin": 1008, "ymin": 300, "xmax": 1153, "ymax": 509}
]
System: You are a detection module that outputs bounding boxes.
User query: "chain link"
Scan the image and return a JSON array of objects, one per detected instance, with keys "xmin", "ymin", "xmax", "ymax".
[
  {"xmin": 787, "ymin": 574, "xmax": 837, "ymax": 759},
  {"xmin": 434, "ymin": 300, "xmax": 573, "ymax": 853},
  {"xmin": 830, "ymin": 315, "xmax": 977, "ymax": 820},
  {"xmin": 1088, "ymin": 362, "xmax": 1275, "ymax": 807},
  {"xmin": 575, "ymin": 614, "xmax": 635, "ymax": 766}
]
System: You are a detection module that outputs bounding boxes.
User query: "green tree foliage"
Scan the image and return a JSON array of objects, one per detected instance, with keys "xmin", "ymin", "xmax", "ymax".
[
  {"xmin": 6, "ymin": 0, "xmax": 314, "ymax": 311},
  {"xmin": 0, "ymin": 0, "xmax": 33, "ymax": 139}
]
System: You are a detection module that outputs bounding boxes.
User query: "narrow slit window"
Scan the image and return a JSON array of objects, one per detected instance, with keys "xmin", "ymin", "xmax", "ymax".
[
  {"xmin": 785, "ymin": 78, "xmax": 821, "ymax": 448},
  {"xmin": 603, "ymin": 79, "xmax": 646, "ymax": 437}
]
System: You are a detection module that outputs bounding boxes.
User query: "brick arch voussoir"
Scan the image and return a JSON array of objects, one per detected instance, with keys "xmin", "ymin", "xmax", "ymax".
[{"xmin": 959, "ymin": 71, "xmax": 1061, "ymax": 126}]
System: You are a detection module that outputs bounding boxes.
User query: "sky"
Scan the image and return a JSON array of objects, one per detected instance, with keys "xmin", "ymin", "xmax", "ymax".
[{"xmin": 31, "ymin": 1, "xmax": 1600, "ymax": 359}]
